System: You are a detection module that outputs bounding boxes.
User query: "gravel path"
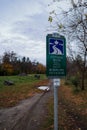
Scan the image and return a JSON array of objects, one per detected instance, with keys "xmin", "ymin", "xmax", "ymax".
[{"xmin": 0, "ymin": 85, "xmax": 53, "ymax": 130}]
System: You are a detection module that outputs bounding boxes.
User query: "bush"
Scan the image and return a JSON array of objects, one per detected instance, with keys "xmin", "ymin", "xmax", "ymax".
[
  {"xmin": 70, "ymin": 76, "xmax": 79, "ymax": 89},
  {"xmin": 64, "ymin": 80, "xmax": 70, "ymax": 85}
]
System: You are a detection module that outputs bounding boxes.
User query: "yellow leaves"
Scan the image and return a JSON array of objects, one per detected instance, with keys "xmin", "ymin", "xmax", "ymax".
[
  {"xmin": 2, "ymin": 63, "xmax": 14, "ymax": 74},
  {"xmin": 37, "ymin": 63, "xmax": 46, "ymax": 73},
  {"xmin": 48, "ymin": 16, "xmax": 53, "ymax": 23},
  {"xmin": 58, "ymin": 24, "xmax": 63, "ymax": 29}
]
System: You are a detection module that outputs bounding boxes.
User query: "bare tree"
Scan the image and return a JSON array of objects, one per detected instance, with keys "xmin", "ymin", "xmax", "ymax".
[{"xmin": 49, "ymin": 0, "xmax": 87, "ymax": 90}]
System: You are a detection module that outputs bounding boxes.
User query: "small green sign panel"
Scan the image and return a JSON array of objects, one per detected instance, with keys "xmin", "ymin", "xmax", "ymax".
[{"xmin": 46, "ymin": 33, "xmax": 66, "ymax": 78}]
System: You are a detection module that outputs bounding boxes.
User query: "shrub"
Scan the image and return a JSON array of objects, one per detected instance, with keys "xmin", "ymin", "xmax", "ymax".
[{"xmin": 70, "ymin": 76, "xmax": 79, "ymax": 89}]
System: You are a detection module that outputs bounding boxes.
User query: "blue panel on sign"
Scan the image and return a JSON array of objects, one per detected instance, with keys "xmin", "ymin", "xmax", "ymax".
[{"xmin": 49, "ymin": 38, "xmax": 64, "ymax": 55}]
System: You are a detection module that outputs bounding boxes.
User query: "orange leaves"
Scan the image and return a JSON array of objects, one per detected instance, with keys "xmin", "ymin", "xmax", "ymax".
[
  {"xmin": 2, "ymin": 63, "xmax": 14, "ymax": 74},
  {"xmin": 36, "ymin": 63, "xmax": 46, "ymax": 74}
]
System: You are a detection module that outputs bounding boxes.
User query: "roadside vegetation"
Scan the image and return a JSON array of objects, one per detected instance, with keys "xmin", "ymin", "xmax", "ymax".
[
  {"xmin": 0, "ymin": 51, "xmax": 46, "ymax": 76},
  {"xmin": 48, "ymin": 0, "xmax": 87, "ymax": 90},
  {"xmin": 0, "ymin": 74, "xmax": 49, "ymax": 108},
  {"xmin": 43, "ymin": 79, "xmax": 87, "ymax": 130},
  {"xmin": 0, "ymin": 51, "xmax": 48, "ymax": 108},
  {"xmin": 47, "ymin": 2, "xmax": 87, "ymax": 128}
]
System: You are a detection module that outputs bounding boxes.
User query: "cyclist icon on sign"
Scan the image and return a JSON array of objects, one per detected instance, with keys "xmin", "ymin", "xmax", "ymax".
[{"xmin": 49, "ymin": 39, "xmax": 64, "ymax": 55}]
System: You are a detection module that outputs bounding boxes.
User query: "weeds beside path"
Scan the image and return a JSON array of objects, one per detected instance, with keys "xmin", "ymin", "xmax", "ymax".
[
  {"xmin": 0, "ymin": 74, "xmax": 48, "ymax": 108},
  {"xmin": 58, "ymin": 85, "xmax": 87, "ymax": 130},
  {"xmin": 0, "ymin": 80, "xmax": 53, "ymax": 130},
  {"xmin": 44, "ymin": 82, "xmax": 87, "ymax": 130},
  {"xmin": 0, "ymin": 77, "xmax": 87, "ymax": 130}
]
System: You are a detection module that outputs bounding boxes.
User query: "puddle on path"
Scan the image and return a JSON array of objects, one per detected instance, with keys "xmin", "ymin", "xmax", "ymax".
[{"xmin": 38, "ymin": 86, "xmax": 50, "ymax": 91}]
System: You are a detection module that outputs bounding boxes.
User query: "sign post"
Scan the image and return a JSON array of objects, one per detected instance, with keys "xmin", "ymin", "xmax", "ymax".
[
  {"xmin": 46, "ymin": 33, "xmax": 66, "ymax": 130},
  {"xmin": 53, "ymin": 79, "xmax": 60, "ymax": 130},
  {"xmin": 46, "ymin": 33, "xmax": 66, "ymax": 78}
]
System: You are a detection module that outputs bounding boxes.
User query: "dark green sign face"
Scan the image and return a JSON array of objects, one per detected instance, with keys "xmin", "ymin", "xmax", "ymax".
[{"xmin": 46, "ymin": 34, "xmax": 66, "ymax": 78}]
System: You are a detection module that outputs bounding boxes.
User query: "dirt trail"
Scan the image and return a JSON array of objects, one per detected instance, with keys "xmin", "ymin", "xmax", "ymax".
[{"xmin": 0, "ymin": 87, "xmax": 53, "ymax": 130}]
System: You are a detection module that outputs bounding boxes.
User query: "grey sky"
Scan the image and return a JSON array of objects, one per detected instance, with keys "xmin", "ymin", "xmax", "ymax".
[{"xmin": 0, "ymin": 0, "xmax": 71, "ymax": 64}]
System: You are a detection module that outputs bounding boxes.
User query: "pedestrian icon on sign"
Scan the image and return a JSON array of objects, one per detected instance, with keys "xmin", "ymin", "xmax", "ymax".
[{"xmin": 49, "ymin": 39, "xmax": 64, "ymax": 55}]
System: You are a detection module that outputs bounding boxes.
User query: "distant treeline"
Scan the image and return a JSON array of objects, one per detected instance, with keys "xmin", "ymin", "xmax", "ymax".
[{"xmin": 0, "ymin": 51, "xmax": 46, "ymax": 76}]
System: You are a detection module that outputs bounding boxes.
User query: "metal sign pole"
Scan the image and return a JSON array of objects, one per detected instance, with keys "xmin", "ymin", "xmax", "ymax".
[
  {"xmin": 46, "ymin": 33, "xmax": 66, "ymax": 129},
  {"xmin": 53, "ymin": 79, "xmax": 60, "ymax": 130}
]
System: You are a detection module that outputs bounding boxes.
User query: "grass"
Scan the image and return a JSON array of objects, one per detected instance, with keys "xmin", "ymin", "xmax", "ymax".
[
  {"xmin": 43, "ymin": 79, "xmax": 87, "ymax": 130},
  {"xmin": 0, "ymin": 74, "xmax": 49, "ymax": 108},
  {"xmin": 43, "ymin": 97, "xmax": 54, "ymax": 130}
]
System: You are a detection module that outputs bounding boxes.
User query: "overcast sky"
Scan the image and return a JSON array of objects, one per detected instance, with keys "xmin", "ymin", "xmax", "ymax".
[{"xmin": 0, "ymin": 0, "xmax": 71, "ymax": 64}]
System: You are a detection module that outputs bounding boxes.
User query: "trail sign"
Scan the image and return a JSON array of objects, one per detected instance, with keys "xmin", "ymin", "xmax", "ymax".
[{"xmin": 46, "ymin": 33, "xmax": 66, "ymax": 78}]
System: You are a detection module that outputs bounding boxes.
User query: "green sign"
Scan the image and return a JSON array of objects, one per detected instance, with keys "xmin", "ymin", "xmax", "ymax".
[{"xmin": 46, "ymin": 33, "xmax": 66, "ymax": 78}]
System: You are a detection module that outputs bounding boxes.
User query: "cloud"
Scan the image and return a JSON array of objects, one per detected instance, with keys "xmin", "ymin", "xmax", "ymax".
[
  {"xmin": 0, "ymin": 0, "xmax": 72, "ymax": 65},
  {"xmin": 12, "ymin": 15, "xmax": 47, "ymax": 40},
  {"xmin": 0, "ymin": 32, "xmax": 46, "ymax": 64},
  {"xmin": 0, "ymin": 0, "xmax": 51, "ymax": 64},
  {"xmin": 0, "ymin": 0, "xmax": 44, "ymax": 22}
]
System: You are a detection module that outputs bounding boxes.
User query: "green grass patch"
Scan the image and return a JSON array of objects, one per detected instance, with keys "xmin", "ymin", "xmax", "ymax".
[{"xmin": 0, "ymin": 74, "xmax": 48, "ymax": 108}]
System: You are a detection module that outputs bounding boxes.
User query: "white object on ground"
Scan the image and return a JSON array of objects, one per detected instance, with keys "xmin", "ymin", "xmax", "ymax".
[{"xmin": 38, "ymin": 86, "xmax": 50, "ymax": 91}]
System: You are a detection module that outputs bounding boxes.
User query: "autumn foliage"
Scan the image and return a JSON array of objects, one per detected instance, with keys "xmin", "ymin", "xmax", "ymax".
[{"xmin": 0, "ymin": 51, "xmax": 46, "ymax": 76}]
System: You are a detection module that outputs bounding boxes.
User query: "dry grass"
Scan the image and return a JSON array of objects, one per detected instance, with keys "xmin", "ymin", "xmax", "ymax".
[
  {"xmin": 43, "ymin": 80, "xmax": 87, "ymax": 130},
  {"xmin": 0, "ymin": 75, "xmax": 49, "ymax": 108}
]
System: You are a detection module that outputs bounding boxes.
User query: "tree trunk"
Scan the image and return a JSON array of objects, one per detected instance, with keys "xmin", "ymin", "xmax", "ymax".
[
  {"xmin": 81, "ymin": 72, "xmax": 85, "ymax": 90},
  {"xmin": 81, "ymin": 51, "xmax": 86, "ymax": 90}
]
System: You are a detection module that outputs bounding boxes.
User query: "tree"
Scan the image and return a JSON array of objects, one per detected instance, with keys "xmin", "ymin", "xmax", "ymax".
[
  {"xmin": 2, "ymin": 52, "xmax": 10, "ymax": 63},
  {"xmin": 48, "ymin": 0, "xmax": 87, "ymax": 90},
  {"xmin": 36, "ymin": 63, "xmax": 46, "ymax": 74},
  {"xmin": 0, "ymin": 51, "xmax": 46, "ymax": 75}
]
